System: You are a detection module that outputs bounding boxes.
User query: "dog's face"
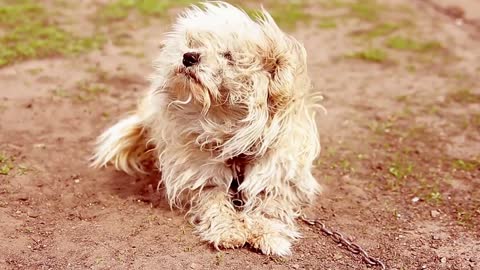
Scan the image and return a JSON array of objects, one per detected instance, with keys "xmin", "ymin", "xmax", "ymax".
[
  {"xmin": 150, "ymin": 2, "xmax": 314, "ymax": 158},
  {"xmin": 154, "ymin": 2, "xmax": 310, "ymax": 117}
]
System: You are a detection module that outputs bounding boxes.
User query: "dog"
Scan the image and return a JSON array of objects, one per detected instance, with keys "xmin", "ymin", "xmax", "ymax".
[{"xmin": 91, "ymin": 1, "xmax": 323, "ymax": 256}]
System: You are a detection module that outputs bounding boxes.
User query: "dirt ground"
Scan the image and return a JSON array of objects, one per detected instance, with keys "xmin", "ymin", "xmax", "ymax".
[{"xmin": 1, "ymin": 0, "xmax": 479, "ymax": 269}]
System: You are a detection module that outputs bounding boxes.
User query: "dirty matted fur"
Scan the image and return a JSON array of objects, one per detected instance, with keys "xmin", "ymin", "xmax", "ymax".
[{"xmin": 91, "ymin": 1, "xmax": 324, "ymax": 256}]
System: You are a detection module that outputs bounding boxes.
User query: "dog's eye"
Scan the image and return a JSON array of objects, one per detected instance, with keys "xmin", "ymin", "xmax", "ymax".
[{"xmin": 222, "ymin": 51, "xmax": 234, "ymax": 64}]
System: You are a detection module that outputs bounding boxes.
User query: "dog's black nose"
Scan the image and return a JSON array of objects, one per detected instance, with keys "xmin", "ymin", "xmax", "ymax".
[{"xmin": 183, "ymin": 52, "xmax": 200, "ymax": 67}]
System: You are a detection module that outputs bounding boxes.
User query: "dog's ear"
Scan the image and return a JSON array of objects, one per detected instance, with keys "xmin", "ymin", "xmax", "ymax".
[
  {"xmin": 260, "ymin": 43, "xmax": 293, "ymax": 115},
  {"xmin": 256, "ymin": 9, "xmax": 309, "ymax": 116},
  {"xmin": 262, "ymin": 46, "xmax": 287, "ymax": 80},
  {"xmin": 260, "ymin": 38, "xmax": 308, "ymax": 116}
]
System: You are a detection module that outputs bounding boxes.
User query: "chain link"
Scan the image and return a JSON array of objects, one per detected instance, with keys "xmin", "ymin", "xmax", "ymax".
[{"xmin": 300, "ymin": 215, "xmax": 386, "ymax": 270}]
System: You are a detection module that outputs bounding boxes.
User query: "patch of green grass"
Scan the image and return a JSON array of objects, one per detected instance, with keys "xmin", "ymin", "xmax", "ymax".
[
  {"xmin": 270, "ymin": 256, "xmax": 288, "ymax": 264},
  {"xmin": 451, "ymin": 72, "xmax": 469, "ymax": 82},
  {"xmin": 85, "ymin": 65, "xmax": 109, "ymax": 82},
  {"xmin": 388, "ymin": 161, "xmax": 413, "ymax": 180},
  {"xmin": 367, "ymin": 119, "xmax": 394, "ymax": 134},
  {"xmin": 75, "ymin": 81, "xmax": 109, "ymax": 102},
  {"xmin": 26, "ymin": 67, "xmax": 43, "ymax": 75},
  {"xmin": 350, "ymin": 48, "xmax": 388, "ymax": 63},
  {"xmin": 0, "ymin": 153, "xmax": 14, "ymax": 175},
  {"xmin": 0, "ymin": 164, "xmax": 12, "ymax": 175},
  {"xmin": 0, "ymin": 153, "xmax": 6, "ymax": 163},
  {"xmin": 406, "ymin": 64, "xmax": 416, "ymax": 72},
  {"xmin": 398, "ymin": 125, "xmax": 429, "ymax": 141},
  {"xmin": 0, "ymin": 1, "xmax": 104, "ymax": 67},
  {"xmin": 80, "ymin": 82, "xmax": 108, "ymax": 95},
  {"xmin": 52, "ymin": 88, "xmax": 70, "ymax": 98},
  {"xmin": 339, "ymin": 159, "xmax": 354, "ymax": 173},
  {"xmin": 394, "ymin": 106, "xmax": 414, "ymax": 120},
  {"xmin": 357, "ymin": 153, "xmax": 366, "ymax": 160},
  {"xmin": 180, "ymin": 225, "xmax": 187, "ymax": 235},
  {"xmin": 447, "ymin": 89, "xmax": 480, "ymax": 104},
  {"xmin": 452, "ymin": 159, "xmax": 479, "ymax": 172},
  {"xmin": 386, "ymin": 36, "xmax": 442, "ymax": 52},
  {"xmin": 319, "ymin": 0, "xmax": 345, "ymax": 9},
  {"xmin": 354, "ymin": 22, "xmax": 400, "ymax": 39},
  {"xmin": 318, "ymin": 18, "xmax": 337, "ymax": 29},
  {"xmin": 111, "ymin": 33, "xmax": 136, "ymax": 47},
  {"xmin": 98, "ymin": 0, "xmax": 131, "ymax": 21},
  {"xmin": 145, "ymin": 214, "xmax": 158, "ymax": 224},
  {"xmin": 349, "ymin": 0, "xmax": 385, "ymax": 21},
  {"xmin": 97, "ymin": 0, "xmax": 198, "ymax": 22},
  {"xmin": 95, "ymin": 257, "xmax": 104, "ymax": 265},
  {"xmin": 456, "ymin": 210, "xmax": 475, "ymax": 228},
  {"xmin": 121, "ymin": 50, "xmax": 145, "ymax": 58},
  {"xmin": 0, "ymin": 1, "xmax": 43, "ymax": 26},
  {"xmin": 426, "ymin": 191, "xmax": 442, "ymax": 204},
  {"xmin": 270, "ymin": 3, "xmax": 311, "ymax": 30},
  {"xmin": 422, "ymin": 104, "xmax": 440, "ymax": 116},
  {"xmin": 395, "ymin": 95, "xmax": 410, "ymax": 103},
  {"xmin": 21, "ymin": 226, "xmax": 34, "ymax": 234},
  {"xmin": 16, "ymin": 164, "xmax": 29, "ymax": 175}
]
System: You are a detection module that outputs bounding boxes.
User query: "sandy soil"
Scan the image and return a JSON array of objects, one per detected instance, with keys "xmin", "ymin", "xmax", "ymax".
[{"xmin": 1, "ymin": 0, "xmax": 479, "ymax": 269}]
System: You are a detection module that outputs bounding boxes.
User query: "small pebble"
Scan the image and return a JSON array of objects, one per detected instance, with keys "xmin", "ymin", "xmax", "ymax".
[
  {"xmin": 411, "ymin": 197, "xmax": 420, "ymax": 203},
  {"xmin": 16, "ymin": 195, "xmax": 29, "ymax": 201},
  {"xmin": 436, "ymin": 96, "xmax": 446, "ymax": 103},
  {"xmin": 33, "ymin": 143, "xmax": 46, "ymax": 148},
  {"xmin": 430, "ymin": 210, "xmax": 440, "ymax": 218},
  {"xmin": 190, "ymin": 263, "xmax": 201, "ymax": 269},
  {"xmin": 27, "ymin": 212, "xmax": 39, "ymax": 218},
  {"xmin": 440, "ymin": 257, "xmax": 447, "ymax": 263}
]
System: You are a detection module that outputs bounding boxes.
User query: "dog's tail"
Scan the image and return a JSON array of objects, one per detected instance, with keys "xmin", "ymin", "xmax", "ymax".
[{"xmin": 90, "ymin": 114, "xmax": 153, "ymax": 175}]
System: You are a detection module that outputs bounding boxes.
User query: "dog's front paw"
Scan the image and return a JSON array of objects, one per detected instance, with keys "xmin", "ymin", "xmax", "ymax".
[
  {"xmin": 247, "ymin": 217, "xmax": 300, "ymax": 256},
  {"xmin": 195, "ymin": 215, "xmax": 248, "ymax": 250},
  {"xmin": 250, "ymin": 232, "xmax": 293, "ymax": 256},
  {"xmin": 216, "ymin": 226, "xmax": 248, "ymax": 249}
]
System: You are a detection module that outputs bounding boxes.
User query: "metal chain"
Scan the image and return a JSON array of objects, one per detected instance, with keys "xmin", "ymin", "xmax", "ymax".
[{"xmin": 300, "ymin": 215, "xmax": 386, "ymax": 270}]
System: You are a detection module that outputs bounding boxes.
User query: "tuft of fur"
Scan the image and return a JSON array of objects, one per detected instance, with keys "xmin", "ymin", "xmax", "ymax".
[{"xmin": 91, "ymin": 1, "xmax": 324, "ymax": 256}]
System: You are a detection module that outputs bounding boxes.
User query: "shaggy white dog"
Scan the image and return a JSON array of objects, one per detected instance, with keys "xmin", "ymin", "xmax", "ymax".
[{"xmin": 91, "ymin": 1, "xmax": 323, "ymax": 256}]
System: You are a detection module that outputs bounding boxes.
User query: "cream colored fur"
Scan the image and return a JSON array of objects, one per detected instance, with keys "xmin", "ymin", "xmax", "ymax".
[{"xmin": 91, "ymin": 1, "xmax": 323, "ymax": 256}]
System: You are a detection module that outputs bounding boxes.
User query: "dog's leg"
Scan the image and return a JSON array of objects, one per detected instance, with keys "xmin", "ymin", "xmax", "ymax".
[
  {"xmin": 189, "ymin": 187, "xmax": 248, "ymax": 250},
  {"xmin": 244, "ymin": 197, "xmax": 300, "ymax": 256},
  {"xmin": 90, "ymin": 114, "xmax": 152, "ymax": 175},
  {"xmin": 241, "ymin": 154, "xmax": 320, "ymax": 256}
]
